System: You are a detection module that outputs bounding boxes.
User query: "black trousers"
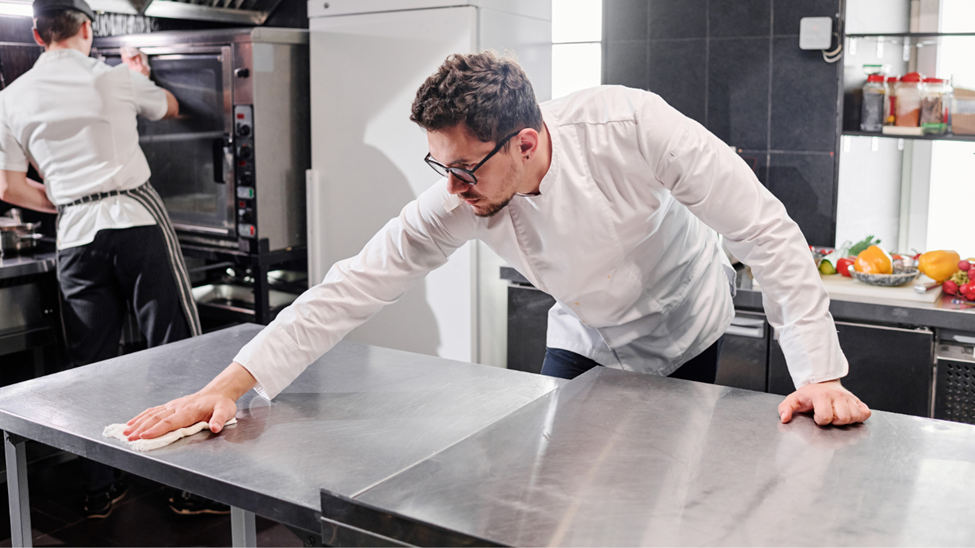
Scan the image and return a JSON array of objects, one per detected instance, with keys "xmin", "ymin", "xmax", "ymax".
[
  {"xmin": 57, "ymin": 224, "xmax": 199, "ymax": 491},
  {"xmin": 540, "ymin": 336, "xmax": 725, "ymax": 383}
]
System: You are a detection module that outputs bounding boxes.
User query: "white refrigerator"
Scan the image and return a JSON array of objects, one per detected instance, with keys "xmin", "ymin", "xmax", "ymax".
[{"xmin": 306, "ymin": 0, "xmax": 552, "ymax": 366}]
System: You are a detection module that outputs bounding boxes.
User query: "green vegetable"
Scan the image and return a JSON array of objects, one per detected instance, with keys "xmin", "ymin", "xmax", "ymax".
[
  {"xmin": 819, "ymin": 260, "xmax": 837, "ymax": 275},
  {"xmin": 848, "ymin": 235, "xmax": 881, "ymax": 256}
]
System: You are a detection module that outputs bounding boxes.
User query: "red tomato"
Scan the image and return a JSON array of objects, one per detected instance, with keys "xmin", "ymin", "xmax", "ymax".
[{"xmin": 836, "ymin": 257, "xmax": 856, "ymax": 277}]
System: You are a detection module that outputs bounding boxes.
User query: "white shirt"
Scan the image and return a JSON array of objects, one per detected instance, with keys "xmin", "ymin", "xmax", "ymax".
[
  {"xmin": 0, "ymin": 49, "xmax": 168, "ymax": 249},
  {"xmin": 235, "ymin": 86, "xmax": 849, "ymax": 400}
]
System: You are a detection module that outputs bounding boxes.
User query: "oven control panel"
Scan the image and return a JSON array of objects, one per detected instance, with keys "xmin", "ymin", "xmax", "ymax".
[{"xmin": 234, "ymin": 105, "xmax": 256, "ymax": 244}]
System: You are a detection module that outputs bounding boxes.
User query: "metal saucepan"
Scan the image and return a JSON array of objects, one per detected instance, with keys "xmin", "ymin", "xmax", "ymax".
[{"xmin": 0, "ymin": 214, "xmax": 43, "ymax": 257}]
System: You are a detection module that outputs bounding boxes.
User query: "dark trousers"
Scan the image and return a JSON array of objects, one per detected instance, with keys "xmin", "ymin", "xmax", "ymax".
[
  {"xmin": 541, "ymin": 336, "xmax": 725, "ymax": 383},
  {"xmin": 57, "ymin": 224, "xmax": 196, "ymax": 491}
]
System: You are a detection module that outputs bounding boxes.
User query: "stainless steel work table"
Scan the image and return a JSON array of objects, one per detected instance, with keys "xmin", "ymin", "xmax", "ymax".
[
  {"xmin": 322, "ymin": 367, "xmax": 975, "ymax": 547},
  {"xmin": 0, "ymin": 323, "xmax": 560, "ymax": 547}
]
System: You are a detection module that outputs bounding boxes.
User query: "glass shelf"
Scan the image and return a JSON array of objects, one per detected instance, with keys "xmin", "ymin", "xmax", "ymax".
[{"xmin": 842, "ymin": 130, "xmax": 975, "ymax": 143}]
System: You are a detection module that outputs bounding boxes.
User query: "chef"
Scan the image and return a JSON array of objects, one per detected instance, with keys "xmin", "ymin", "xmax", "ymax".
[
  {"xmin": 124, "ymin": 51, "xmax": 871, "ymax": 442},
  {"xmin": 0, "ymin": 0, "xmax": 201, "ymax": 518}
]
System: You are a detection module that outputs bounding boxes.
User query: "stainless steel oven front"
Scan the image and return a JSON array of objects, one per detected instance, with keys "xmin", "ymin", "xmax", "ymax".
[{"xmin": 92, "ymin": 28, "xmax": 309, "ymax": 254}]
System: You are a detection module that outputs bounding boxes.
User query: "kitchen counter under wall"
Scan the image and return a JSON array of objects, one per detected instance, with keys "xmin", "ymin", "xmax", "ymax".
[{"xmin": 500, "ymin": 266, "xmax": 975, "ymax": 333}]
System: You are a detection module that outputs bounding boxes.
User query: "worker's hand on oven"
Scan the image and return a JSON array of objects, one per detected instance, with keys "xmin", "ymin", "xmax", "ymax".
[
  {"xmin": 123, "ymin": 361, "xmax": 257, "ymax": 440},
  {"xmin": 778, "ymin": 379, "xmax": 871, "ymax": 426},
  {"xmin": 120, "ymin": 46, "xmax": 150, "ymax": 78}
]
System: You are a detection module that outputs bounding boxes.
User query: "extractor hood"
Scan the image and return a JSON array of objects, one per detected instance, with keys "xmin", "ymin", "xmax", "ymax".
[{"xmin": 87, "ymin": 0, "xmax": 284, "ymax": 24}]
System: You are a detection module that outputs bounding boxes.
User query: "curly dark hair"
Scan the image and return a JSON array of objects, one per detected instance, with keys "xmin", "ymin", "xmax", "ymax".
[{"xmin": 410, "ymin": 51, "xmax": 542, "ymax": 146}]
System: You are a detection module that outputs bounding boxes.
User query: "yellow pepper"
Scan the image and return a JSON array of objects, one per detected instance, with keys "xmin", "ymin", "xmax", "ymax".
[
  {"xmin": 854, "ymin": 245, "xmax": 892, "ymax": 274},
  {"xmin": 917, "ymin": 250, "xmax": 960, "ymax": 282}
]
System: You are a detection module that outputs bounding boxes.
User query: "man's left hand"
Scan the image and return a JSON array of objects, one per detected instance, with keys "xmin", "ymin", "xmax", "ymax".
[{"xmin": 778, "ymin": 379, "xmax": 871, "ymax": 426}]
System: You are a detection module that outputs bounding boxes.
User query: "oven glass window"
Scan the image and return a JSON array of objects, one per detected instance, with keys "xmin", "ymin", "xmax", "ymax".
[{"xmin": 135, "ymin": 54, "xmax": 232, "ymax": 236}]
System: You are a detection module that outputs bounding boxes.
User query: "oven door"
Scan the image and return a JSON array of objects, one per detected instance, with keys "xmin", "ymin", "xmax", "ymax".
[{"xmin": 102, "ymin": 46, "xmax": 236, "ymax": 240}]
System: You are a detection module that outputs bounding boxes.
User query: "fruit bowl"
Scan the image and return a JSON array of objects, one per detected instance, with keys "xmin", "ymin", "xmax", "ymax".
[{"xmin": 850, "ymin": 266, "xmax": 920, "ymax": 287}]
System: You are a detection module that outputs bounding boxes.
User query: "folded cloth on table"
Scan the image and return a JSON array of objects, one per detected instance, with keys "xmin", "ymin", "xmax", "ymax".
[{"xmin": 103, "ymin": 418, "xmax": 237, "ymax": 452}]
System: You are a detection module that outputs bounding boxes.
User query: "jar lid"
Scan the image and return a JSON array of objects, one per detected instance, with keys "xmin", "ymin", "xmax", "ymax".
[
  {"xmin": 923, "ymin": 77, "xmax": 946, "ymax": 83},
  {"xmin": 886, "ymin": 76, "xmax": 899, "ymax": 83},
  {"xmin": 900, "ymin": 72, "xmax": 923, "ymax": 83},
  {"xmin": 867, "ymin": 74, "xmax": 885, "ymax": 83}
]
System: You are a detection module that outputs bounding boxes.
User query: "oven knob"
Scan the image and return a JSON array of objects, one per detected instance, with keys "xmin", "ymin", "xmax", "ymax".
[
  {"xmin": 239, "ymin": 173, "xmax": 253, "ymax": 186},
  {"xmin": 234, "ymin": 68, "xmax": 250, "ymax": 78},
  {"xmin": 236, "ymin": 123, "xmax": 251, "ymax": 137},
  {"xmin": 237, "ymin": 144, "xmax": 252, "ymax": 160}
]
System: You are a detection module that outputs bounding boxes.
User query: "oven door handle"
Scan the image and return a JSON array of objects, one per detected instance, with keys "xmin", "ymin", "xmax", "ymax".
[{"xmin": 212, "ymin": 134, "xmax": 232, "ymax": 184}]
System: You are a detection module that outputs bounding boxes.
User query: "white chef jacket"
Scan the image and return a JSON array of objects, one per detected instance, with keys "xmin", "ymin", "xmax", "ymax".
[
  {"xmin": 0, "ymin": 49, "xmax": 168, "ymax": 249},
  {"xmin": 235, "ymin": 85, "xmax": 849, "ymax": 400}
]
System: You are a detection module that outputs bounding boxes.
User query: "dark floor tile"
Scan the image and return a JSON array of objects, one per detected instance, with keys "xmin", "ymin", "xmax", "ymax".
[
  {"xmin": 773, "ymin": 0, "xmax": 840, "ymax": 36},
  {"xmin": 604, "ymin": 0, "xmax": 648, "ymax": 41},
  {"xmin": 648, "ymin": 39, "xmax": 707, "ymax": 125},
  {"xmin": 648, "ymin": 0, "xmax": 707, "ymax": 39},
  {"xmin": 605, "ymin": 40, "xmax": 649, "ymax": 90},
  {"xmin": 770, "ymin": 36, "xmax": 841, "ymax": 152},
  {"xmin": 710, "ymin": 0, "xmax": 771, "ymax": 38},
  {"xmin": 707, "ymin": 37, "xmax": 770, "ymax": 149},
  {"xmin": 767, "ymin": 152, "xmax": 836, "ymax": 246}
]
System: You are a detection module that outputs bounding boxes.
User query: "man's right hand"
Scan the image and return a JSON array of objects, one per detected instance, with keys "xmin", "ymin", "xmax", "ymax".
[{"xmin": 123, "ymin": 361, "xmax": 257, "ymax": 440}]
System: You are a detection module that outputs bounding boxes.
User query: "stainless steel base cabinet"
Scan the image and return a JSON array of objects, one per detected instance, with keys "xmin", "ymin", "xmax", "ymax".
[{"xmin": 769, "ymin": 321, "xmax": 934, "ymax": 417}]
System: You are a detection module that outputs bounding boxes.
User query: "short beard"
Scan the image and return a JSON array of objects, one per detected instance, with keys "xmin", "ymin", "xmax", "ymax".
[
  {"xmin": 466, "ymin": 162, "xmax": 519, "ymax": 218},
  {"xmin": 474, "ymin": 194, "xmax": 514, "ymax": 218}
]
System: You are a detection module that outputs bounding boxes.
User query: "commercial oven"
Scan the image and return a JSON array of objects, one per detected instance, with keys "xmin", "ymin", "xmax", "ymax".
[{"xmin": 91, "ymin": 28, "xmax": 309, "ymax": 254}]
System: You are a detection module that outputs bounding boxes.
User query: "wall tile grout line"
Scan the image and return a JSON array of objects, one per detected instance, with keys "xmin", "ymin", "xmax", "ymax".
[
  {"xmin": 704, "ymin": 0, "xmax": 710, "ymax": 128},
  {"xmin": 766, "ymin": 0, "xmax": 775, "ymax": 184}
]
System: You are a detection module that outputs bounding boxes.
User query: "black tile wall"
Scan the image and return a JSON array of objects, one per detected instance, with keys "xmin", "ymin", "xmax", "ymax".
[
  {"xmin": 767, "ymin": 152, "xmax": 836, "ymax": 246},
  {"xmin": 709, "ymin": 0, "xmax": 771, "ymax": 38},
  {"xmin": 648, "ymin": 40, "xmax": 707, "ymax": 125},
  {"xmin": 737, "ymin": 150, "xmax": 769, "ymax": 186},
  {"xmin": 649, "ymin": 0, "xmax": 708, "ymax": 40},
  {"xmin": 605, "ymin": 0, "xmax": 843, "ymax": 246},
  {"xmin": 770, "ymin": 37, "xmax": 840, "ymax": 151},
  {"xmin": 773, "ymin": 0, "xmax": 841, "ymax": 36},
  {"xmin": 606, "ymin": 41, "xmax": 649, "ymax": 91},
  {"xmin": 605, "ymin": 0, "xmax": 648, "ymax": 42},
  {"xmin": 707, "ymin": 37, "xmax": 770, "ymax": 149}
]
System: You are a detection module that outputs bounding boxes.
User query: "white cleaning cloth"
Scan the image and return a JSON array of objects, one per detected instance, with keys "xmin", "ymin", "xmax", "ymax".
[{"xmin": 103, "ymin": 418, "xmax": 237, "ymax": 452}]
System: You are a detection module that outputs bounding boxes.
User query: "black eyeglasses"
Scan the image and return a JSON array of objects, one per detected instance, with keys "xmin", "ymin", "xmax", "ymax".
[{"xmin": 424, "ymin": 130, "xmax": 522, "ymax": 186}]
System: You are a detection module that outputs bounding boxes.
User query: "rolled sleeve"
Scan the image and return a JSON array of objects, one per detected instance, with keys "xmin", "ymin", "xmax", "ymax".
[
  {"xmin": 629, "ymin": 87, "xmax": 847, "ymax": 387},
  {"xmin": 129, "ymin": 71, "xmax": 168, "ymax": 121},
  {"xmin": 0, "ymin": 105, "xmax": 28, "ymax": 172}
]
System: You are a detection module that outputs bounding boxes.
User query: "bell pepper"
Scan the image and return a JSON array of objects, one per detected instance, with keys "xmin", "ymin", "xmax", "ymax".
[
  {"xmin": 917, "ymin": 250, "xmax": 961, "ymax": 282},
  {"xmin": 854, "ymin": 245, "xmax": 892, "ymax": 275},
  {"xmin": 836, "ymin": 256, "xmax": 855, "ymax": 277}
]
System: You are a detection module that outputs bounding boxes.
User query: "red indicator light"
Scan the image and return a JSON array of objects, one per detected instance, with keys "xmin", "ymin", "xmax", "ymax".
[
  {"xmin": 237, "ymin": 113, "xmax": 245, "ymax": 119},
  {"xmin": 239, "ymin": 201, "xmax": 245, "ymax": 207},
  {"xmin": 238, "ymin": 160, "xmax": 247, "ymax": 166}
]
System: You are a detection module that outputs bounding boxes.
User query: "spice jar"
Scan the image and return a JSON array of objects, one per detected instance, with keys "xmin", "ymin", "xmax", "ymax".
[
  {"xmin": 894, "ymin": 72, "xmax": 923, "ymax": 127},
  {"xmin": 860, "ymin": 74, "xmax": 886, "ymax": 132},
  {"xmin": 884, "ymin": 76, "xmax": 898, "ymax": 126},
  {"xmin": 920, "ymin": 77, "xmax": 951, "ymax": 133}
]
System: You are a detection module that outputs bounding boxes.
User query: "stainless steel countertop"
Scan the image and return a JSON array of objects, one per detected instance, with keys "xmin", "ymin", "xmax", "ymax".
[
  {"xmin": 0, "ymin": 251, "xmax": 56, "ymax": 281},
  {"xmin": 0, "ymin": 323, "xmax": 560, "ymax": 533},
  {"xmin": 346, "ymin": 367, "xmax": 975, "ymax": 546}
]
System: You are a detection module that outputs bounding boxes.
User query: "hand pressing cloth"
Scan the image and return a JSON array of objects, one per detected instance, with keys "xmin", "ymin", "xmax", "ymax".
[{"xmin": 103, "ymin": 418, "xmax": 237, "ymax": 452}]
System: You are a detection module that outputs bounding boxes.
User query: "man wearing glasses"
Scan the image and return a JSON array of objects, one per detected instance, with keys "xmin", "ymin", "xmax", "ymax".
[{"xmin": 125, "ymin": 51, "xmax": 870, "ymax": 441}]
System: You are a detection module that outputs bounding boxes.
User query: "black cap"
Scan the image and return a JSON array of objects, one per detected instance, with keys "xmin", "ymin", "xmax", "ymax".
[{"xmin": 32, "ymin": 0, "xmax": 96, "ymax": 21}]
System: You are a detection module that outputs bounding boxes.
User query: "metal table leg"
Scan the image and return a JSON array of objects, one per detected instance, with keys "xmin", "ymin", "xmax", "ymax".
[
  {"xmin": 231, "ymin": 506, "xmax": 256, "ymax": 547},
  {"xmin": 4, "ymin": 432, "xmax": 31, "ymax": 548}
]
